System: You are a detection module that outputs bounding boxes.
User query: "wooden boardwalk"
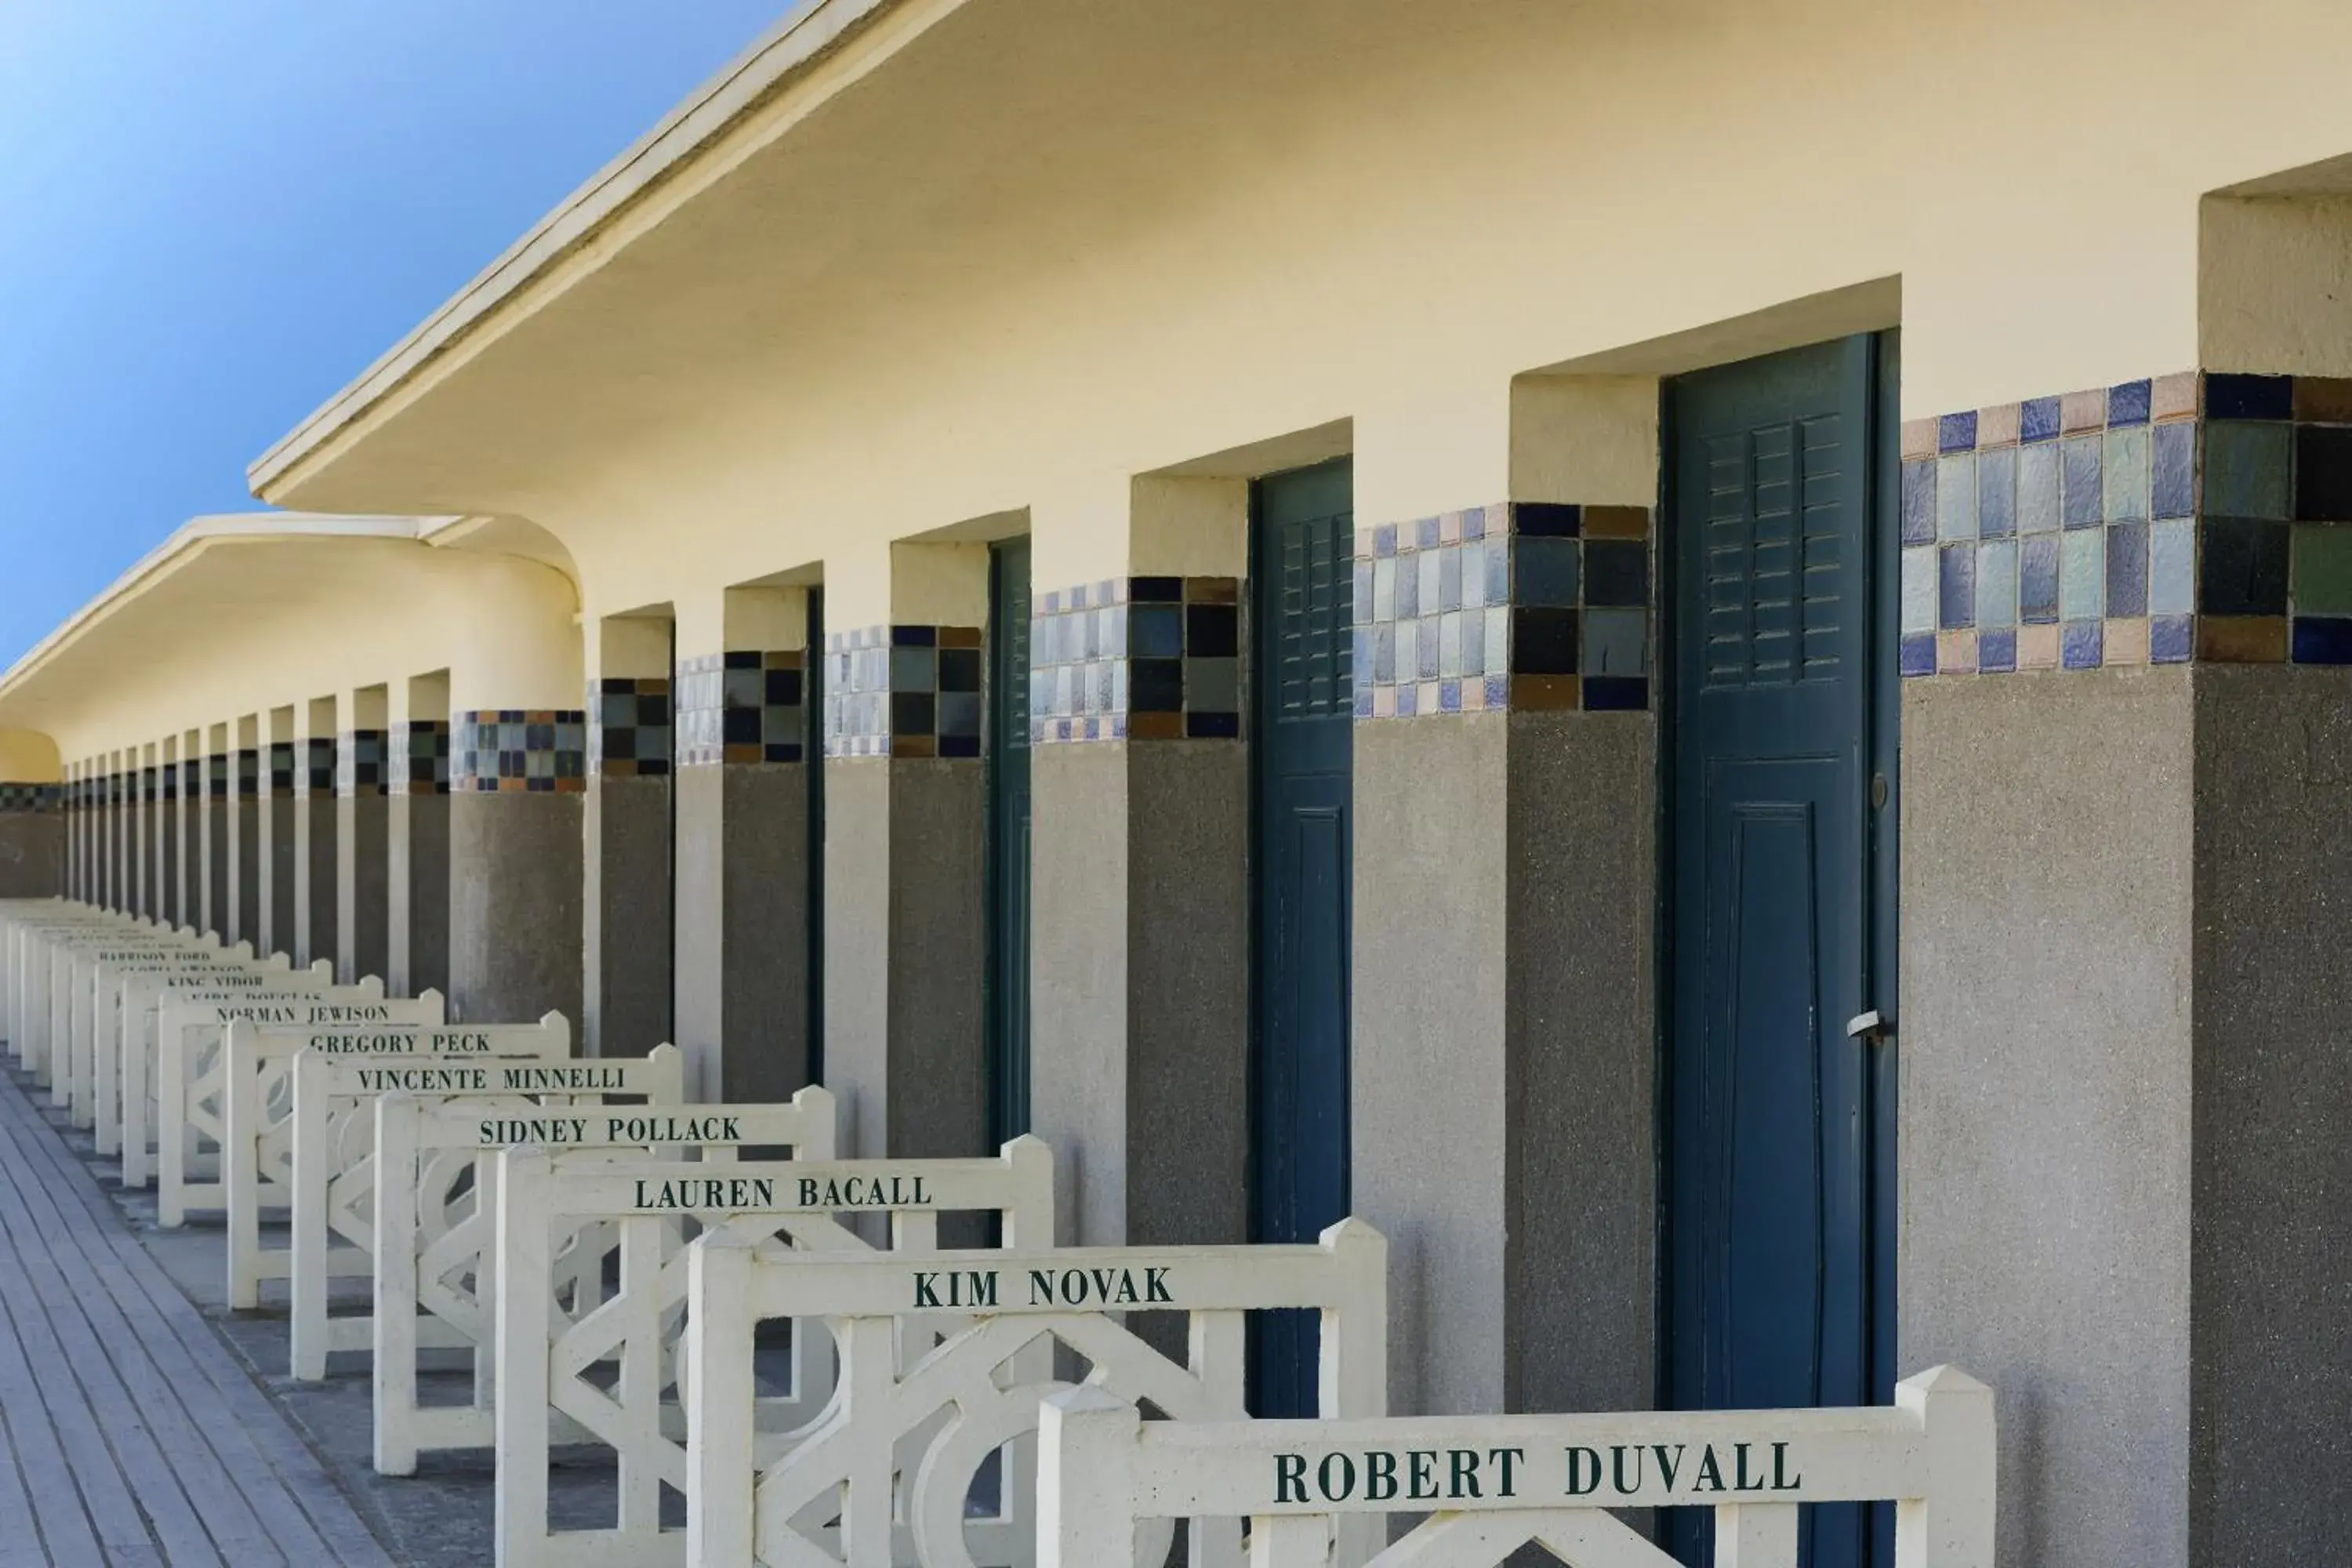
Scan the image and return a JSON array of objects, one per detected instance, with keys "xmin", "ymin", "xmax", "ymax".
[{"xmin": 0, "ymin": 1066, "xmax": 393, "ymax": 1567}]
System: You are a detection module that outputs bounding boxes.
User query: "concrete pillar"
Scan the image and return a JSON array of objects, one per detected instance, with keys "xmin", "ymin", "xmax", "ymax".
[
  {"xmin": 1025, "ymin": 475, "xmax": 1249, "ymax": 1258},
  {"xmin": 201, "ymin": 729, "xmax": 229, "ymax": 936},
  {"xmin": 585, "ymin": 614, "xmax": 673, "ymax": 1058},
  {"xmin": 821, "ymin": 541, "xmax": 989, "ymax": 1164},
  {"xmin": 388, "ymin": 674, "xmax": 452, "ymax": 1001},
  {"xmin": 338, "ymin": 687, "xmax": 390, "ymax": 985},
  {"xmin": 264, "ymin": 710, "xmax": 296, "ymax": 958},
  {"xmin": 142, "ymin": 744, "xmax": 162, "ymax": 920},
  {"xmin": 0, "ymin": 732, "xmax": 64, "ymax": 899},
  {"xmin": 233, "ymin": 717, "xmax": 261, "ymax": 948},
  {"xmin": 155, "ymin": 742, "xmax": 177, "ymax": 926},
  {"xmin": 100, "ymin": 756, "xmax": 118, "ymax": 911},
  {"xmin": 446, "ymin": 563, "xmax": 586, "ymax": 1026},
  {"xmin": 1340, "ymin": 377, "xmax": 1661, "ymax": 1421},
  {"xmin": 174, "ymin": 737, "xmax": 197, "ymax": 928},
  {"xmin": 296, "ymin": 699, "xmax": 336, "ymax": 968},
  {"xmin": 673, "ymin": 584, "xmax": 815, "ymax": 1103},
  {"xmin": 129, "ymin": 751, "xmax": 147, "ymax": 917}
]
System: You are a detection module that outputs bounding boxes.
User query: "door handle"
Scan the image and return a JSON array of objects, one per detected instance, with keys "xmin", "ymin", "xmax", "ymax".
[{"xmin": 1846, "ymin": 1010, "xmax": 1895, "ymax": 1046}]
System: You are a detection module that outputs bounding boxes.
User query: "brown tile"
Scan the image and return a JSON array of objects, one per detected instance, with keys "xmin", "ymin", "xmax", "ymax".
[
  {"xmin": 935, "ymin": 625, "xmax": 984, "ymax": 649},
  {"xmin": 1900, "ymin": 418, "xmax": 1937, "ymax": 460},
  {"xmin": 2103, "ymin": 616, "xmax": 2150, "ymax": 666},
  {"xmin": 1977, "ymin": 403, "xmax": 2022, "ymax": 448},
  {"xmin": 1581, "ymin": 505, "xmax": 1651, "ymax": 539},
  {"xmin": 1371, "ymin": 684, "xmax": 1396, "ymax": 719},
  {"xmin": 1512, "ymin": 674, "xmax": 1582, "ymax": 711},
  {"xmin": 2061, "ymin": 390, "xmax": 2107, "ymax": 434},
  {"xmin": 2197, "ymin": 615, "xmax": 2288, "ymax": 662},
  {"xmin": 1126, "ymin": 710, "xmax": 1184, "ymax": 740},
  {"xmin": 1459, "ymin": 679, "xmax": 1488, "ymax": 712},
  {"xmin": 1937, "ymin": 629, "xmax": 1978, "ymax": 674},
  {"xmin": 2295, "ymin": 376, "xmax": 2352, "ymax": 425},
  {"xmin": 1185, "ymin": 577, "xmax": 1240, "ymax": 604},
  {"xmin": 891, "ymin": 735, "xmax": 938, "ymax": 759},
  {"xmin": 2151, "ymin": 371, "xmax": 2200, "ymax": 423}
]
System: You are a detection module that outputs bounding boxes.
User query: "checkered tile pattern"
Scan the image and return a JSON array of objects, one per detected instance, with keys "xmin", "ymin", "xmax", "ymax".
[
  {"xmin": 236, "ymin": 749, "xmax": 259, "ymax": 798},
  {"xmin": 453, "ymin": 710, "xmax": 586, "ymax": 793},
  {"xmin": 1029, "ymin": 577, "xmax": 1241, "ymax": 742},
  {"xmin": 298, "ymin": 740, "xmax": 332, "ymax": 798},
  {"xmin": 676, "ymin": 653, "xmax": 803, "ymax": 766},
  {"xmin": 590, "ymin": 678, "xmax": 674, "ymax": 776},
  {"xmin": 388, "ymin": 721, "xmax": 451, "ymax": 797},
  {"xmin": 0, "ymin": 783, "xmax": 60, "ymax": 813},
  {"xmin": 267, "ymin": 745, "xmax": 294, "ymax": 797},
  {"xmin": 824, "ymin": 626, "xmax": 982, "ymax": 760},
  {"xmin": 205, "ymin": 755, "xmax": 230, "ymax": 801},
  {"xmin": 335, "ymin": 731, "xmax": 385, "ymax": 799}
]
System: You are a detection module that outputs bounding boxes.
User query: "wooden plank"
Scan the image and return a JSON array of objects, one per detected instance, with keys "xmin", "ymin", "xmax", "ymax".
[
  {"xmin": 0, "ymin": 1068, "xmax": 394, "ymax": 1566},
  {"xmin": 0, "ymin": 1283, "xmax": 104, "ymax": 1567}
]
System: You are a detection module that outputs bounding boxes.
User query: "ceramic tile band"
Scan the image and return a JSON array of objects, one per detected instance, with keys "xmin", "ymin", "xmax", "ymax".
[
  {"xmin": 589, "ymin": 677, "xmax": 675, "ymax": 778},
  {"xmin": 676, "ymin": 652, "xmax": 804, "ymax": 767},
  {"xmin": 267, "ymin": 744, "xmax": 295, "ymax": 799},
  {"xmin": 160, "ymin": 764, "xmax": 178, "ymax": 804},
  {"xmin": 0, "ymin": 783, "xmax": 60, "ymax": 813},
  {"xmin": 206, "ymin": 754, "xmax": 230, "ymax": 801},
  {"xmin": 296, "ymin": 741, "xmax": 332, "ymax": 800},
  {"xmin": 1029, "ymin": 576, "xmax": 1241, "ymax": 743},
  {"xmin": 183, "ymin": 757, "xmax": 205, "ymax": 804},
  {"xmin": 389, "ymin": 721, "xmax": 451, "ymax": 797},
  {"xmin": 453, "ymin": 710, "xmax": 586, "ymax": 793},
  {"xmin": 335, "ymin": 731, "xmax": 387, "ymax": 798},
  {"xmin": 236, "ymin": 749, "xmax": 260, "ymax": 799},
  {"xmin": 1899, "ymin": 371, "xmax": 2352, "ymax": 675},
  {"xmin": 823, "ymin": 625, "xmax": 982, "ymax": 760},
  {"xmin": 1352, "ymin": 502, "xmax": 1653, "ymax": 718}
]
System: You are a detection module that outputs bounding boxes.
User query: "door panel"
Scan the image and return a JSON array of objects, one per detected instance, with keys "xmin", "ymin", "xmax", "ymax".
[
  {"xmin": 1250, "ymin": 459, "xmax": 1354, "ymax": 1419},
  {"xmin": 987, "ymin": 539, "xmax": 1033, "ymax": 1146},
  {"xmin": 1668, "ymin": 336, "xmax": 1885, "ymax": 1568}
]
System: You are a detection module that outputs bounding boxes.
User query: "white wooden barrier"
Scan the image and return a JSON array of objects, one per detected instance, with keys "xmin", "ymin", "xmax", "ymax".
[
  {"xmin": 223, "ymin": 1016, "xmax": 569, "ymax": 1315},
  {"xmin": 372, "ymin": 1086, "xmax": 837, "ymax": 1475},
  {"xmin": 1040, "ymin": 1367, "xmax": 1997, "ymax": 1568},
  {"xmin": 98, "ymin": 955, "xmax": 332, "ymax": 1162},
  {"xmin": 74, "ymin": 946, "xmax": 275, "ymax": 1128},
  {"xmin": 499, "ymin": 1137, "xmax": 1057, "ymax": 1568},
  {"xmin": 289, "ymin": 1036, "xmax": 662, "ymax": 1381},
  {"xmin": 683, "ymin": 1218, "xmax": 1388, "ymax": 1568},
  {"xmin": 153, "ymin": 987, "xmax": 432, "ymax": 1217},
  {"xmin": 38, "ymin": 927, "xmax": 214, "ymax": 1097}
]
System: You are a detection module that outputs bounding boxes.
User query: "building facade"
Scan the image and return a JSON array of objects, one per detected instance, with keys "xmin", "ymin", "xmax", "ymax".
[{"xmin": 5, "ymin": 2, "xmax": 2351, "ymax": 1562}]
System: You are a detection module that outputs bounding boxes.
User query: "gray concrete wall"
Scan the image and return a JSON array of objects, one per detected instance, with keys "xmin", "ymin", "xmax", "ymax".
[
  {"xmin": 234, "ymin": 800, "xmax": 261, "ymax": 948},
  {"xmin": 674, "ymin": 765, "xmax": 727, "ymax": 1095},
  {"xmin": 886, "ymin": 760, "xmax": 986, "ymax": 1160},
  {"xmin": 160, "ymin": 799, "xmax": 180, "ymax": 927},
  {"xmin": 720, "ymin": 765, "xmax": 810, "ymax": 1104},
  {"xmin": 1900, "ymin": 669, "xmax": 2194, "ymax": 1568},
  {"xmin": 1353, "ymin": 714, "xmax": 1510, "ymax": 1418},
  {"xmin": 301, "ymin": 796, "xmax": 336, "ymax": 968},
  {"xmin": 203, "ymin": 799, "xmax": 228, "ymax": 938},
  {"xmin": 388, "ymin": 794, "xmax": 452, "ymax": 1000},
  {"xmin": 1504, "ymin": 710, "xmax": 1657, "ymax": 1417},
  {"xmin": 587, "ymin": 775, "xmax": 671, "ymax": 1058},
  {"xmin": 0, "ymin": 811, "xmax": 62, "ymax": 898},
  {"xmin": 2188, "ymin": 666, "xmax": 2352, "ymax": 1563},
  {"xmin": 339, "ymin": 796, "xmax": 390, "ymax": 985},
  {"xmin": 824, "ymin": 760, "xmax": 891, "ymax": 1160},
  {"xmin": 267, "ymin": 797, "xmax": 296, "ymax": 961},
  {"xmin": 1030, "ymin": 742, "xmax": 1131, "ymax": 1246},
  {"xmin": 448, "ymin": 793, "xmax": 583, "ymax": 1026}
]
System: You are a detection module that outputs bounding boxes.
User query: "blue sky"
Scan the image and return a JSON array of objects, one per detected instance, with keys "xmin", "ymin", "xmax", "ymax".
[{"xmin": 0, "ymin": 2, "xmax": 789, "ymax": 666}]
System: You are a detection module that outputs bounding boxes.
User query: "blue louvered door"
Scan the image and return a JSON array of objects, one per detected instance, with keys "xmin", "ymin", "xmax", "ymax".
[
  {"xmin": 987, "ymin": 539, "xmax": 1033, "ymax": 1145},
  {"xmin": 1667, "ymin": 336, "xmax": 1891, "ymax": 1568},
  {"xmin": 1249, "ymin": 458, "xmax": 1354, "ymax": 1419}
]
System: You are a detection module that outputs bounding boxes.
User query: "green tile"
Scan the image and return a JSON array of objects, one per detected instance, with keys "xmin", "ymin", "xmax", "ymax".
[
  {"xmin": 2292, "ymin": 524, "xmax": 2352, "ymax": 615},
  {"xmin": 2205, "ymin": 420, "xmax": 2292, "ymax": 520}
]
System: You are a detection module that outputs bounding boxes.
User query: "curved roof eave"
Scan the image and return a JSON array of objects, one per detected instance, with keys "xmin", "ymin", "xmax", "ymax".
[{"xmin": 245, "ymin": 0, "xmax": 910, "ymax": 502}]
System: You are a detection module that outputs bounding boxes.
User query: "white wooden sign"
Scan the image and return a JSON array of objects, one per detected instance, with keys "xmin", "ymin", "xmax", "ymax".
[
  {"xmin": 683, "ymin": 1218, "xmax": 1388, "ymax": 1568},
  {"xmin": 220, "ymin": 1015, "xmax": 570, "ymax": 1319},
  {"xmin": 372, "ymin": 1087, "xmax": 836, "ymax": 1475},
  {"xmin": 497, "ymin": 1136, "xmax": 1055, "ymax": 1568},
  {"xmin": 1038, "ymin": 1367, "xmax": 1996, "ymax": 1568},
  {"xmin": 99, "ymin": 957, "xmax": 335, "ymax": 1164},
  {"xmin": 143, "ymin": 985, "xmax": 423, "ymax": 1201},
  {"xmin": 283, "ymin": 1024, "xmax": 616, "ymax": 1381}
]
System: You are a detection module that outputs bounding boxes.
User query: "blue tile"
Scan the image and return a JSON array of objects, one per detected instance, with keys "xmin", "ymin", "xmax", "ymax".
[
  {"xmin": 1484, "ymin": 673, "xmax": 1509, "ymax": 709},
  {"xmin": 2103, "ymin": 426, "xmax": 2150, "ymax": 523},
  {"xmin": 2204, "ymin": 421, "xmax": 2292, "ymax": 519},
  {"xmin": 1937, "ymin": 453, "xmax": 1977, "ymax": 540},
  {"xmin": 2151, "ymin": 421, "xmax": 2196, "ymax": 520},
  {"xmin": 890, "ymin": 624, "xmax": 937, "ymax": 648},
  {"xmin": 1353, "ymin": 560, "xmax": 1374, "ymax": 621},
  {"xmin": 2061, "ymin": 619, "xmax": 2104, "ymax": 670},
  {"xmin": 2017, "ymin": 441, "xmax": 2061, "ymax": 534},
  {"xmin": 1584, "ymin": 540, "xmax": 1650, "ymax": 608},
  {"xmin": 1514, "ymin": 503, "xmax": 1581, "ymax": 537},
  {"xmin": 2107, "ymin": 379, "xmax": 2151, "ymax": 426},
  {"xmin": 1417, "ymin": 551, "xmax": 1442, "ymax": 620},
  {"xmin": 1582, "ymin": 608, "xmax": 1648, "ymax": 677},
  {"xmin": 2061, "ymin": 528, "xmax": 2106, "ymax": 620},
  {"xmin": 1901, "ymin": 459, "xmax": 1937, "ymax": 544},
  {"xmin": 1583, "ymin": 676, "xmax": 1649, "ymax": 710},
  {"xmin": 1900, "ymin": 634, "xmax": 1937, "ymax": 677},
  {"xmin": 1393, "ymin": 557, "xmax": 1420, "ymax": 619},
  {"xmin": 1515, "ymin": 536, "xmax": 1581, "ymax": 608},
  {"xmin": 1417, "ymin": 615, "xmax": 1443, "ymax": 679},
  {"xmin": 2020, "ymin": 533, "xmax": 2061, "ymax": 624},
  {"xmin": 1901, "ymin": 546, "xmax": 1938, "ymax": 635},
  {"xmin": 2151, "ymin": 518, "xmax": 2196, "ymax": 615},
  {"xmin": 1485, "ymin": 539, "xmax": 1511, "ymax": 606},
  {"xmin": 2020, "ymin": 397, "xmax": 2063, "ymax": 443},
  {"xmin": 1438, "ymin": 679, "xmax": 1461, "ymax": 713},
  {"xmin": 1395, "ymin": 681, "xmax": 1417, "ymax": 717},
  {"xmin": 2201, "ymin": 517, "xmax": 2290, "ymax": 616},
  {"xmin": 2292, "ymin": 615, "xmax": 2352, "ymax": 664},
  {"xmin": 1353, "ymin": 687, "xmax": 1374, "ymax": 718},
  {"xmin": 2061, "ymin": 436, "xmax": 2103, "ymax": 528},
  {"xmin": 1416, "ymin": 515, "xmax": 1443, "ymax": 550},
  {"xmin": 2205, "ymin": 373, "xmax": 2293, "ymax": 421},
  {"xmin": 1976, "ymin": 538, "xmax": 2019, "ymax": 627},
  {"xmin": 1131, "ymin": 604, "xmax": 1183, "ymax": 659},
  {"xmin": 1976, "ymin": 446, "xmax": 2016, "ymax": 538},
  {"xmin": 1438, "ymin": 544, "xmax": 1464, "ymax": 611},
  {"xmin": 1978, "ymin": 628, "xmax": 2017, "ymax": 672},
  {"xmin": 2151, "ymin": 614, "xmax": 2194, "ymax": 664},
  {"xmin": 2106, "ymin": 521, "xmax": 2150, "ymax": 618},
  {"xmin": 1939, "ymin": 411, "xmax": 1978, "ymax": 452},
  {"xmin": 1374, "ymin": 524, "xmax": 1398, "ymax": 558},
  {"xmin": 1939, "ymin": 544, "xmax": 1976, "ymax": 629}
]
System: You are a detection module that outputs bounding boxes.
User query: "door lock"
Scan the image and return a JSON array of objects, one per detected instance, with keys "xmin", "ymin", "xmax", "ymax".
[{"xmin": 1846, "ymin": 1010, "xmax": 1895, "ymax": 1046}]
